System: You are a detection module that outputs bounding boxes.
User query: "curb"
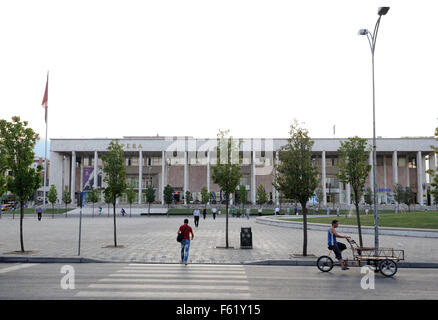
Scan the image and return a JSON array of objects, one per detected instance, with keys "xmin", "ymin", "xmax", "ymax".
[{"xmin": 1, "ymin": 256, "xmax": 437, "ymax": 268}]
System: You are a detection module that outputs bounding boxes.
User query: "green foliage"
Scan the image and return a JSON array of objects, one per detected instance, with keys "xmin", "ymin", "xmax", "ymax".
[
  {"xmin": 256, "ymin": 184, "xmax": 268, "ymax": 206},
  {"xmin": 200, "ymin": 187, "xmax": 210, "ymax": 206},
  {"xmin": 102, "ymin": 140, "xmax": 127, "ymax": 247},
  {"xmin": 0, "ymin": 117, "xmax": 42, "ymax": 202},
  {"xmin": 211, "ymin": 130, "xmax": 242, "ymax": 248},
  {"xmin": 393, "ymin": 183, "xmax": 404, "ymax": 206},
  {"xmin": 0, "ymin": 116, "xmax": 42, "ymax": 252},
  {"xmin": 103, "ymin": 188, "xmax": 112, "ymax": 204},
  {"xmin": 126, "ymin": 184, "xmax": 136, "ymax": 205},
  {"xmin": 164, "ymin": 184, "xmax": 174, "ymax": 207},
  {"xmin": 272, "ymin": 120, "xmax": 318, "ymax": 256},
  {"xmin": 47, "ymin": 184, "xmax": 58, "ymax": 205},
  {"xmin": 273, "ymin": 121, "xmax": 318, "ymax": 208},
  {"xmin": 185, "ymin": 190, "xmax": 192, "ymax": 204},
  {"xmin": 315, "ymin": 186, "xmax": 324, "ymax": 208},
  {"xmin": 89, "ymin": 188, "xmax": 100, "ymax": 204},
  {"xmin": 145, "ymin": 184, "xmax": 155, "ymax": 204},
  {"xmin": 336, "ymin": 136, "xmax": 371, "ymax": 206},
  {"xmin": 102, "ymin": 140, "xmax": 127, "ymax": 205},
  {"xmin": 364, "ymin": 189, "xmax": 373, "ymax": 206},
  {"xmin": 62, "ymin": 186, "xmax": 72, "ymax": 205},
  {"xmin": 237, "ymin": 185, "xmax": 247, "ymax": 205}
]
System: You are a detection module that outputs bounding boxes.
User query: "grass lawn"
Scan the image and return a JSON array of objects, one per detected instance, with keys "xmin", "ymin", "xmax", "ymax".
[
  {"xmin": 2, "ymin": 208, "xmax": 74, "ymax": 215},
  {"xmin": 166, "ymin": 208, "xmax": 274, "ymax": 215},
  {"xmin": 289, "ymin": 211, "xmax": 438, "ymax": 229}
]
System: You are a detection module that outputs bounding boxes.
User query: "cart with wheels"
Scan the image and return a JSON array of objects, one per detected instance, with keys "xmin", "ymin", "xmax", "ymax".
[{"xmin": 317, "ymin": 238, "xmax": 404, "ymax": 277}]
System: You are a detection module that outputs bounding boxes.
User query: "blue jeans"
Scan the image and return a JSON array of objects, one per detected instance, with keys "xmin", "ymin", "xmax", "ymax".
[{"xmin": 181, "ymin": 239, "xmax": 190, "ymax": 262}]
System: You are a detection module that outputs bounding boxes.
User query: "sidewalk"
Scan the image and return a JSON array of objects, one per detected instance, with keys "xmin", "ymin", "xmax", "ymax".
[{"xmin": 1, "ymin": 215, "xmax": 437, "ymax": 265}]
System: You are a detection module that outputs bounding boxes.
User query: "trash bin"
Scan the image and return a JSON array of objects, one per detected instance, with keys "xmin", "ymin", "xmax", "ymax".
[{"xmin": 240, "ymin": 227, "xmax": 252, "ymax": 249}]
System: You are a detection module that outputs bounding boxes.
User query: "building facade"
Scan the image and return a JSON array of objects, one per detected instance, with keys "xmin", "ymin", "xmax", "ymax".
[{"xmin": 49, "ymin": 136, "xmax": 438, "ymax": 207}]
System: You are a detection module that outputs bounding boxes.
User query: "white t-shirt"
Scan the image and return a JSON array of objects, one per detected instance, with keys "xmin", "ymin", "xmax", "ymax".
[
  {"xmin": 193, "ymin": 210, "xmax": 200, "ymax": 216},
  {"xmin": 212, "ymin": 208, "xmax": 217, "ymax": 213}
]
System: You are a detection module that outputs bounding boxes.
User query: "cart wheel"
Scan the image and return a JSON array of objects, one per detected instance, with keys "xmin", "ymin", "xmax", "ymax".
[
  {"xmin": 379, "ymin": 259, "xmax": 398, "ymax": 277},
  {"xmin": 317, "ymin": 256, "xmax": 334, "ymax": 272}
]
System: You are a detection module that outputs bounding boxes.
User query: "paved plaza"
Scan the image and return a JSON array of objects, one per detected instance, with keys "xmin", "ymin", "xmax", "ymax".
[{"xmin": 1, "ymin": 214, "xmax": 438, "ymax": 264}]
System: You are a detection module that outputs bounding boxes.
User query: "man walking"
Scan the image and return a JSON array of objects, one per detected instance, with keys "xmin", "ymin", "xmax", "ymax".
[
  {"xmin": 37, "ymin": 207, "xmax": 42, "ymax": 221},
  {"xmin": 245, "ymin": 207, "xmax": 250, "ymax": 219},
  {"xmin": 212, "ymin": 207, "xmax": 217, "ymax": 220},
  {"xmin": 193, "ymin": 207, "xmax": 200, "ymax": 227},
  {"xmin": 202, "ymin": 207, "xmax": 207, "ymax": 220},
  {"xmin": 178, "ymin": 219, "xmax": 194, "ymax": 265}
]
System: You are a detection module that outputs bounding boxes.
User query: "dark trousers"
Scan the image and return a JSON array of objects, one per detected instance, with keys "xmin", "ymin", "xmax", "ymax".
[
  {"xmin": 37, "ymin": 213, "xmax": 42, "ymax": 221},
  {"xmin": 213, "ymin": 212, "xmax": 216, "ymax": 220},
  {"xmin": 194, "ymin": 216, "xmax": 199, "ymax": 227}
]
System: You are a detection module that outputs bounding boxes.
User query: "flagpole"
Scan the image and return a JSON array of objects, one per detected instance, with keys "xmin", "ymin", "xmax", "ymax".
[{"xmin": 43, "ymin": 72, "xmax": 49, "ymax": 213}]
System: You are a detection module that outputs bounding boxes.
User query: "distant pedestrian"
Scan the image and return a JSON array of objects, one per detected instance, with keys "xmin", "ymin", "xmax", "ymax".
[
  {"xmin": 99, "ymin": 206, "xmax": 102, "ymax": 215},
  {"xmin": 336, "ymin": 207, "xmax": 340, "ymax": 216},
  {"xmin": 275, "ymin": 207, "xmax": 280, "ymax": 215},
  {"xmin": 37, "ymin": 207, "xmax": 42, "ymax": 221},
  {"xmin": 202, "ymin": 208, "xmax": 207, "ymax": 220},
  {"xmin": 273, "ymin": 208, "xmax": 276, "ymax": 215},
  {"xmin": 193, "ymin": 208, "xmax": 200, "ymax": 227},
  {"xmin": 212, "ymin": 207, "xmax": 217, "ymax": 220},
  {"xmin": 178, "ymin": 218, "xmax": 194, "ymax": 265},
  {"xmin": 231, "ymin": 207, "xmax": 236, "ymax": 217},
  {"xmin": 245, "ymin": 207, "xmax": 250, "ymax": 219},
  {"xmin": 121, "ymin": 208, "xmax": 126, "ymax": 216},
  {"xmin": 294, "ymin": 206, "xmax": 298, "ymax": 215},
  {"xmin": 258, "ymin": 208, "xmax": 262, "ymax": 216}
]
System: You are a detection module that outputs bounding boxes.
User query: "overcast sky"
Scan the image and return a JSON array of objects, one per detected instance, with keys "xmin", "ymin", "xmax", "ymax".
[{"xmin": 1, "ymin": 0, "xmax": 437, "ymax": 141}]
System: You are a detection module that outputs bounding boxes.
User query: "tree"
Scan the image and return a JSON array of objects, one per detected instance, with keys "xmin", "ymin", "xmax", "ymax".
[
  {"xmin": 200, "ymin": 186, "xmax": 210, "ymax": 210},
  {"xmin": 273, "ymin": 121, "xmax": 318, "ymax": 256},
  {"xmin": 364, "ymin": 189, "xmax": 373, "ymax": 210},
  {"xmin": 145, "ymin": 184, "xmax": 155, "ymax": 215},
  {"xmin": 336, "ymin": 136, "xmax": 371, "ymax": 248},
  {"xmin": 163, "ymin": 184, "xmax": 174, "ymax": 217},
  {"xmin": 0, "ymin": 116, "xmax": 42, "ymax": 252},
  {"xmin": 237, "ymin": 184, "xmax": 248, "ymax": 215},
  {"xmin": 89, "ymin": 188, "xmax": 100, "ymax": 217},
  {"xmin": 403, "ymin": 186, "xmax": 415, "ymax": 212},
  {"xmin": 0, "ymin": 143, "xmax": 7, "ymax": 206},
  {"xmin": 102, "ymin": 140, "xmax": 127, "ymax": 247},
  {"xmin": 315, "ymin": 186, "xmax": 324, "ymax": 210},
  {"xmin": 126, "ymin": 184, "xmax": 136, "ymax": 217},
  {"xmin": 62, "ymin": 186, "xmax": 72, "ymax": 217},
  {"xmin": 185, "ymin": 190, "xmax": 192, "ymax": 205},
  {"xmin": 393, "ymin": 183, "xmax": 404, "ymax": 212},
  {"xmin": 211, "ymin": 130, "xmax": 242, "ymax": 248},
  {"xmin": 256, "ymin": 184, "xmax": 268, "ymax": 213},
  {"xmin": 47, "ymin": 184, "xmax": 58, "ymax": 219}
]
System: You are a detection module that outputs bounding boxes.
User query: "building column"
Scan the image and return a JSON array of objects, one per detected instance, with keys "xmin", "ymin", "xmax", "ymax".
[
  {"xmin": 138, "ymin": 151, "xmax": 143, "ymax": 204},
  {"xmin": 417, "ymin": 151, "xmax": 423, "ymax": 205},
  {"xmin": 406, "ymin": 155, "xmax": 410, "ymax": 187},
  {"xmin": 71, "ymin": 151, "xmax": 76, "ymax": 205},
  {"xmin": 207, "ymin": 151, "xmax": 210, "ymax": 195},
  {"xmin": 383, "ymin": 155, "xmax": 387, "ymax": 204},
  {"xmin": 430, "ymin": 154, "xmax": 437, "ymax": 205},
  {"xmin": 322, "ymin": 151, "xmax": 327, "ymax": 206},
  {"xmin": 392, "ymin": 151, "xmax": 398, "ymax": 186},
  {"xmin": 94, "ymin": 151, "xmax": 98, "ymax": 189},
  {"xmin": 161, "ymin": 151, "xmax": 165, "ymax": 205},
  {"xmin": 184, "ymin": 151, "xmax": 188, "ymax": 204},
  {"xmin": 252, "ymin": 151, "xmax": 256, "ymax": 204},
  {"xmin": 346, "ymin": 183, "xmax": 351, "ymax": 205}
]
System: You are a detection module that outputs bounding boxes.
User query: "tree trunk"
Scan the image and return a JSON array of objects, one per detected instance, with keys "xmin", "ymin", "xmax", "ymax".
[
  {"xmin": 92, "ymin": 202, "xmax": 95, "ymax": 218},
  {"xmin": 130, "ymin": 203, "xmax": 132, "ymax": 218},
  {"xmin": 354, "ymin": 192, "xmax": 364, "ymax": 248},
  {"xmin": 113, "ymin": 200, "xmax": 117, "ymax": 247},
  {"xmin": 20, "ymin": 201, "xmax": 24, "ymax": 252},
  {"xmin": 301, "ymin": 202, "xmax": 307, "ymax": 256},
  {"xmin": 148, "ymin": 202, "xmax": 151, "ymax": 215},
  {"xmin": 66, "ymin": 204, "xmax": 68, "ymax": 217},
  {"xmin": 52, "ymin": 204, "xmax": 54, "ymax": 219}
]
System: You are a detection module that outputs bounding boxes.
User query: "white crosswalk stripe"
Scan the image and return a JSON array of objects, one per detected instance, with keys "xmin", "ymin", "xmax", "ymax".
[{"xmin": 75, "ymin": 264, "xmax": 251, "ymax": 299}]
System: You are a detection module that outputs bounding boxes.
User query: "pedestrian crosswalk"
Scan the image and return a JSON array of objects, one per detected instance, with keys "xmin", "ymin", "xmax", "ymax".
[{"xmin": 75, "ymin": 263, "xmax": 251, "ymax": 299}]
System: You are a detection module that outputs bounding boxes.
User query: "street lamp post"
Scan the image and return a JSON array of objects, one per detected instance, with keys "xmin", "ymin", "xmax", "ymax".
[{"xmin": 359, "ymin": 7, "xmax": 390, "ymax": 254}]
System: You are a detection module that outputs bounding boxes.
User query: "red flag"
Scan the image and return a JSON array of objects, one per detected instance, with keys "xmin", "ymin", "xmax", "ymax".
[{"xmin": 41, "ymin": 72, "xmax": 48, "ymax": 123}]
